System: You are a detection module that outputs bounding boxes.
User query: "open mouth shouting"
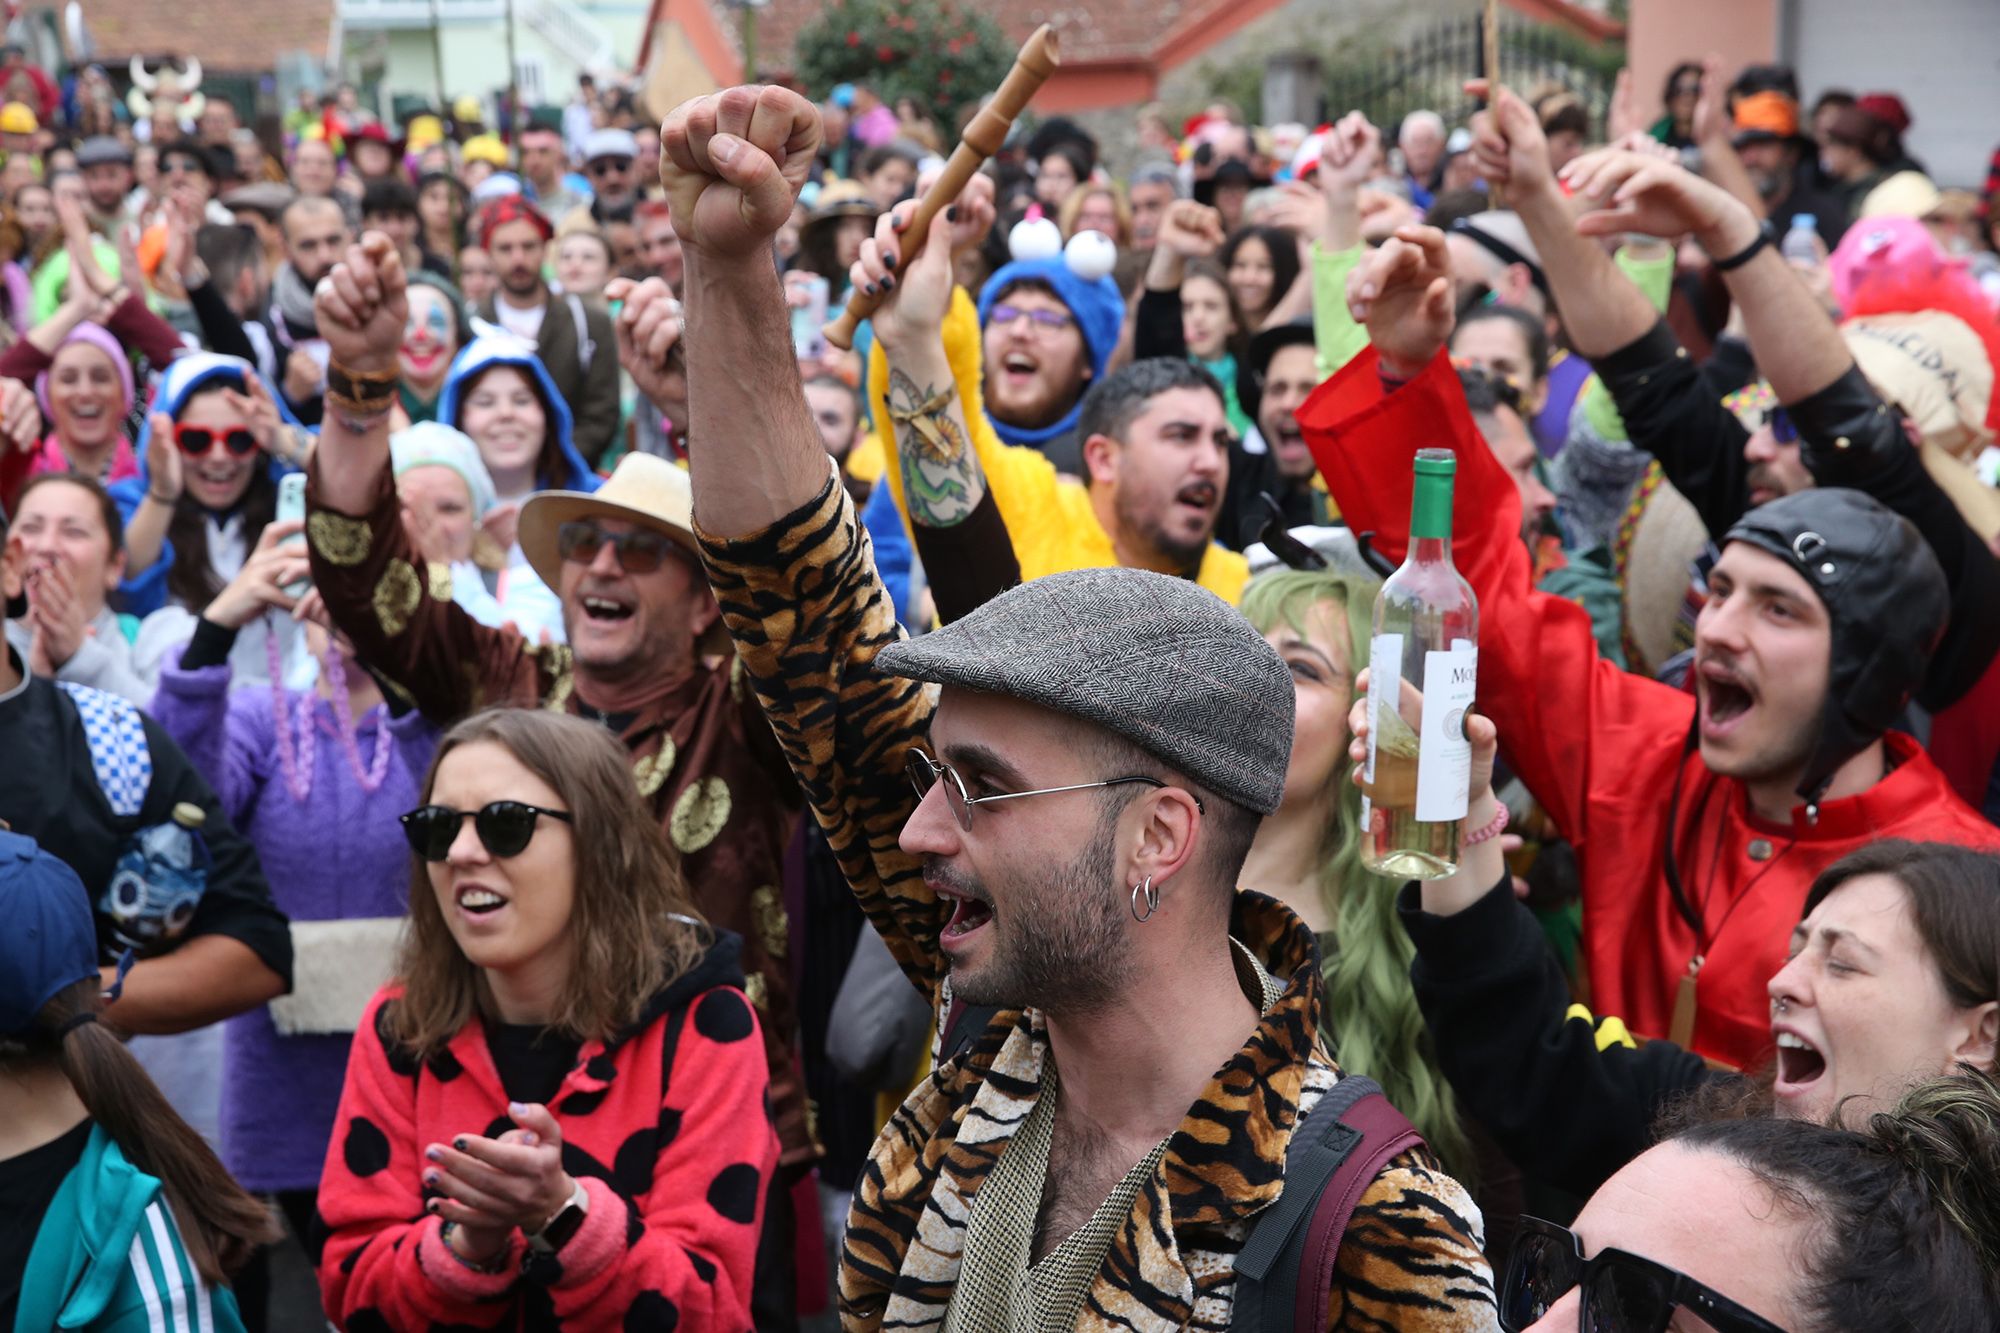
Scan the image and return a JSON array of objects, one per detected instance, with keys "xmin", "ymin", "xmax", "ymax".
[
  {"xmin": 931, "ymin": 873, "xmax": 995, "ymax": 951},
  {"xmin": 999, "ymin": 351, "xmax": 1041, "ymax": 387},
  {"xmin": 1772, "ymin": 1027, "xmax": 1827, "ymax": 1100},
  {"xmin": 1173, "ymin": 480, "xmax": 1220, "ymax": 521},
  {"xmin": 1697, "ymin": 657, "xmax": 1758, "ymax": 742}
]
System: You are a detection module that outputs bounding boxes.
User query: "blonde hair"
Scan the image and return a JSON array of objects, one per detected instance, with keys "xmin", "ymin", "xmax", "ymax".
[{"xmin": 1058, "ymin": 181, "xmax": 1133, "ymax": 248}]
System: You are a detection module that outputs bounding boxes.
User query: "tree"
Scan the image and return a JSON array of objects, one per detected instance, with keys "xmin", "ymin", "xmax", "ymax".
[{"xmin": 794, "ymin": 0, "xmax": 1014, "ymax": 130}]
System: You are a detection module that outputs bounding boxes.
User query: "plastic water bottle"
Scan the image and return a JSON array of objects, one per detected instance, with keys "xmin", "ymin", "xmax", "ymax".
[
  {"xmin": 1782, "ymin": 214, "xmax": 1820, "ymax": 267},
  {"xmin": 102, "ymin": 803, "xmax": 211, "ymax": 955}
]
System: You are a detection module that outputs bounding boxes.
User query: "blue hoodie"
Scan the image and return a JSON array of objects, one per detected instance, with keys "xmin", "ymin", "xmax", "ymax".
[
  {"xmin": 434, "ymin": 336, "xmax": 602, "ymax": 495},
  {"xmin": 109, "ymin": 353, "xmax": 305, "ymax": 618},
  {"xmin": 14, "ymin": 1123, "xmax": 248, "ymax": 1333},
  {"xmin": 975, "ymin": 258, "xmax": 1124, "ymax": 466}
]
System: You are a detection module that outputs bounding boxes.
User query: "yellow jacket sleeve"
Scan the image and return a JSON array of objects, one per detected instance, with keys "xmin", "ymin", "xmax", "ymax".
[
  {"xmin": 866, "ymin": 289, "xmax": 1250, "ymax": 601},
  {"xmin": 867, "ymin": 288, "xmax": 1114, "ymax": 583}
]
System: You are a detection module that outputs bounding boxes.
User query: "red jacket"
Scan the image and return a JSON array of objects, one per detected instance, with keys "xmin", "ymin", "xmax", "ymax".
[
  {"xmin": 1300, "ymin": 348, "xmax": 2000, "ymax": 1070},
  {"xmin": 317, "ymin": 935, "xmax": 776, "ymax": 1330}
]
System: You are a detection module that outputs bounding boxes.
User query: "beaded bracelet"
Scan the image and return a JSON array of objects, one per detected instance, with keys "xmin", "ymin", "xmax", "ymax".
[{"xmin": 1462, "ymin": 800, "xmax": 1511, "ymax": 847}]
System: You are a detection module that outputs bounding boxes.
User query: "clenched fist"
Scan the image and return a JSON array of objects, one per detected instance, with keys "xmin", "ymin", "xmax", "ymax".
[
  {"xmin": 313, "ymin": 232, "xmax": 409, "ymax": 377},
  {"xmin": 657, "ymin": 86, "xmax": 821, "ymax": 263}
]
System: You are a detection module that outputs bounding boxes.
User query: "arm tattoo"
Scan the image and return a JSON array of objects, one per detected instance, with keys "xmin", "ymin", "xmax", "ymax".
[{"xmin": 888, "ymin": 366, "xmax": 985, "ymax": 528}]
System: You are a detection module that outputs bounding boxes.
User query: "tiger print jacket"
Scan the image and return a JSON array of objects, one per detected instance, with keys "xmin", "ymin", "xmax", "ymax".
[{"xmin": 699, "ymin": 467, "xmax": 1500, "ymax": 1332}]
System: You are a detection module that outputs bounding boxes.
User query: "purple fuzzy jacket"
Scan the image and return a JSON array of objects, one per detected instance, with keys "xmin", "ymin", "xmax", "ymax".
[{"xmin": 150, "ymin": 656, "xmax": 436, "ymax": 1192}]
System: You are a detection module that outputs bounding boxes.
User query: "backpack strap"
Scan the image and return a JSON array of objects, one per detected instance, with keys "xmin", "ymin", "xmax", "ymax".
[
  {"xmin": 55, "ymin": 681, "xmax": 152, "ymax": 818},
  {"xmin": 937, "ymin": 994, "xmax": 1001, "ymax": 1065},
  {"xmin": 1230, "ymin": 1074, "xmax": 1425, "ymax": 1333}
]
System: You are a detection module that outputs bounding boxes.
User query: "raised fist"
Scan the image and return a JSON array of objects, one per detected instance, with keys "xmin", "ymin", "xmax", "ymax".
[
  {"xmin": 657, "ymin": 86, "xmax": 822, "ymax": 263},
  {"xmin": 312, "ymin": 232, "xmax": 409, "ymax": 376}
]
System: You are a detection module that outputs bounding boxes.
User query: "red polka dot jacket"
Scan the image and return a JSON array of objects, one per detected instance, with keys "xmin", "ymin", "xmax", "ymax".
[{"xmin": 315, "ymin": 932, "xmax": 776, "ymax": 1331}]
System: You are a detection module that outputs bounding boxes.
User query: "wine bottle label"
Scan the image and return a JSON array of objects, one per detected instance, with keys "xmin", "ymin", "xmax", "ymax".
[
  {"xmin": 1363, "ymin": 632, "xmax": 1402, "ymax": 788},
  {"xmin": 1416, "ymin": 642, "xmax": 1477, "ymax": 822}
]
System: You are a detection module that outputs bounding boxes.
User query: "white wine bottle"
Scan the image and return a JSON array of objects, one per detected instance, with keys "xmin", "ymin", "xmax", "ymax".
[{"xmin": 1361, "ymin": 448, "xmax": 1478, "ymax": 880}]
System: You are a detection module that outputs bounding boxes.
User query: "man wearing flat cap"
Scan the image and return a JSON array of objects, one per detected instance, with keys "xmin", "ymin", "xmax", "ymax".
[
  {"xmin": 75, "ymin": 135, "xmax": 135, "ymax": 232},
  {"xmin": 646, "ymin": 83, "xmax": 1497, "ymax": 1330}
]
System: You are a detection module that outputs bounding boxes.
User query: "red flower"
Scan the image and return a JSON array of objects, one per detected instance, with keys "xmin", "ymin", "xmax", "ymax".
[
  {"xmin": 939, "ymin": 68, "xmax": 953, "ymax": 83},
  {"xmin": 877, "ymin": 44, "xmax": 896, "ymax": 61},
  {"xmin": 846, "ymin": 30, "xmax": 861, "ymax": 45}
]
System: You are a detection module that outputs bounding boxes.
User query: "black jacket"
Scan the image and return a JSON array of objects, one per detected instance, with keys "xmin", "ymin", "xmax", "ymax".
[
  {"xmin": 1593, "ymin": 317, "xmax": 2000, "ymax": 710},
  {"xmin": 1399, "ymin": 878, "xmax": 1723, "ymax": 1200},
  {"xmin": 0, "ymin": 650, "xmax": 292, "ymax": 981}
]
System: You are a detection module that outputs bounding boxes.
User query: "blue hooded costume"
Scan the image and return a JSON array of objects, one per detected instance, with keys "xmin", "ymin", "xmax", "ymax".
[
  {"xmin": 975, "ymin": 257, "xmax": 1124, "ymax": 474},
  {"xmin": 435, "ymin": 335, "xmax": 603, "ymax": 496},
  {"xmin": 110, "ymin": 353, "xmax": 305, "ymax": 618}
]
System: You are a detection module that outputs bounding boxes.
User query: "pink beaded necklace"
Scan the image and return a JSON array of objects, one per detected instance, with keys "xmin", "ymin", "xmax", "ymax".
[{"xmin": 266, "ymin": 619, "xmax": 394, "ymax": 802}]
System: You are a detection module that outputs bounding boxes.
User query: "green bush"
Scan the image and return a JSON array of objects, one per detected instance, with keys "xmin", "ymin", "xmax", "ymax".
[{"xmin": 793, "ymin": 0, "xmax": 1015, "ymax": 129}]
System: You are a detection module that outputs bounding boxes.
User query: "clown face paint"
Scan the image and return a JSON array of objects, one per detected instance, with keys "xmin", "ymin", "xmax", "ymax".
[{"xmin": 401, "ymin": 284, "xmax": 456, "ymax": 392}]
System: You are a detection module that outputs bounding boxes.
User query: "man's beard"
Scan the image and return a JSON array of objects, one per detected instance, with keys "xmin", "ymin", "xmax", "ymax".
[
  {"xmin": 1116, "ymin": 485, "xmax": 1211, "ymax": 574},
  {"xmin": 939, "ymin": 810, "xmax": 1136, "ymax": 1019}
]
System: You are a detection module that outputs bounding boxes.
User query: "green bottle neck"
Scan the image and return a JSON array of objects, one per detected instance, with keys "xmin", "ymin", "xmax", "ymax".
[{"xmin": 1410, "ymin": 468, "xmax": 1455, "ymax": 540}]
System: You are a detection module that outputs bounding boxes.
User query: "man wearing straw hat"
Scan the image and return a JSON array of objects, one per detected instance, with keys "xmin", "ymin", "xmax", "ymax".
[{"xmin": 300, "ymin": 232, "xmax": 814, "ymax": 1322}]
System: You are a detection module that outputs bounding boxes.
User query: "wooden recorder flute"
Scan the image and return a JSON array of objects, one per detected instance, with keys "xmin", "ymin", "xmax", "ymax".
[{"xmin": 822, "ymin": 24, "xmax": 1062, "ymax": 351}]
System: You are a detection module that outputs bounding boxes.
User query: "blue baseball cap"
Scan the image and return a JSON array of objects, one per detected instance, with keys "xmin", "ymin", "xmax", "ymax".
[{"xmin": 0, "ymin": 831, "xmax": 101, "ymax": 1035}]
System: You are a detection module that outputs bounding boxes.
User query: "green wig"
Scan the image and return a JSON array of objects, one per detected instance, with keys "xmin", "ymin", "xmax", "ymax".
[{"xmin": 1239, "ymin": 567, "xmax": 1477, "ymax": 1183}]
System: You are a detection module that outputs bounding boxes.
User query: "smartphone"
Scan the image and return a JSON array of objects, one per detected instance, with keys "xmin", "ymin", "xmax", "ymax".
[
  {"xmin": 275, "ymin": 472, "xmax": 309, "ymax": 597},
  {"xmin": 790, "ymin": 274, "xmax": 830, "ymax": 361}
]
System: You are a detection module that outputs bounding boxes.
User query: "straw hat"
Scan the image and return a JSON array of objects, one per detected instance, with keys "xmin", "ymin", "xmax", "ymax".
[{"xmin": 517, "ymin": 453, "xmax": 726, "ymax": 651}]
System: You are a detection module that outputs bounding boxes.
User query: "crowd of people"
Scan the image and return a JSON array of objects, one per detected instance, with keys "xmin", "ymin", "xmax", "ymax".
[{"xmin": 1, "ymin": 29, "xmax": 1999, "ymax": 1333}]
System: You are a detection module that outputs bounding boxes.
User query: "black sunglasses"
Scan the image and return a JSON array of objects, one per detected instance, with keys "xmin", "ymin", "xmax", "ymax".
[
  {"xmin": 1769, "ymin": 407, "xmax": 1798, "ymax": 446},
  {"xmin": 1500, "ymin": 1216, "xmax": 1787, "ymax": 1333},
  {"xmin": 400, "ymin": 801, "xmax": 574, "ymax": 862},
  {"xmin": 557, "ymin": 519, "xmax": 678, "ymax": 574}
]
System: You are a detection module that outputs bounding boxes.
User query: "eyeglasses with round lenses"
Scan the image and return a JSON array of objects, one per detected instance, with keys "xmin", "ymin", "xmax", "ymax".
[{"xmin": 905, "ymin": 746, "xmax": 1201, "ymax": 833}]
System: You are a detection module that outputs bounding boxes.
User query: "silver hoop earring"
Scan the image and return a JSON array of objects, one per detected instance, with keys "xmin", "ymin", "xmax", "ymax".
[{"xmin": 1129, "ymin": 874, "xmax": 1158, "ymax": 923}]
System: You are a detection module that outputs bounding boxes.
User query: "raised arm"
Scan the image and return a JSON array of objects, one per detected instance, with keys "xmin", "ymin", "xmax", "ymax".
[
  {"xmin": 305, "ymin": 233, "xmax": 546, "ymax": 722},
  {"xmin": 661, "ymin": 85, "xmax": 827, "ymax": 537},
  {"xmin": 1134, "ymin": 199, "xmax": 1225, "ymax": 361},
  {"xmin": 673, "ymin": 86, "xmax": 950, "ymax": 997},
  {"xmin": 847, "ymin": 194, "xmax": 1023, "ymax": 620},
  {"xmin": 1563, "ymin": 148, "xmax": 1850, "ymax": 402},
  {"xmin": 1305, "ymin": 226, "xmax": 1693, "ymax": 853},
  {"xmin": 1470, "ymin": 84, "xmax": 1749, "ymax": 535}
]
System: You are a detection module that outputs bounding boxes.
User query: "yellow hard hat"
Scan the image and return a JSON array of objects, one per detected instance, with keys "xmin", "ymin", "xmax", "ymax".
[
  {"xmin": 460, "ymin": 133, "xmax": 509, "ymax": 167},
  {"xmin": 405, "ymin": 114, "xmax": 445, "ymax": 151},
  {"xmin": 452, "ymin": 94, "xmax": 484, "ymax": 124},
  {"xmin": 0, "ymin": 102, "xmax": 38, "ymax": 135}
]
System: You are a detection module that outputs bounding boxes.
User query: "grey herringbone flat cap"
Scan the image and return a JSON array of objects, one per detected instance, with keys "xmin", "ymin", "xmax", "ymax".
[{"xmin": 876, "ymin": 567, "xmax": 1295, "ymax": 815}]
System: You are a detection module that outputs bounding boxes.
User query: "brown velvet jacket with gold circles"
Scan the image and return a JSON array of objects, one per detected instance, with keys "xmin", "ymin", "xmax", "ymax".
[{"xmin": 304, "ymin": 462, "xmax": 814, "ymax": 1166}]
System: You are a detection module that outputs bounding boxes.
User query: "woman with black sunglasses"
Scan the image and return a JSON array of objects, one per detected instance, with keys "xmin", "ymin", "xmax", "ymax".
[
  {"xmin": 317, "ymin": 708, "xmax": 775, "ymax": 1329},
  {"xmin": 1499, "ymin": 1067, "xmax": 2000, "ymax": 1332}
]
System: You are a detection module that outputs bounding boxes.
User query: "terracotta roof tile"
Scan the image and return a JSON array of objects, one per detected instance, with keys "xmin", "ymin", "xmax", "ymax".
[{"xmin": 83, "ymin": 0, "xmax": 337, "ymax": 71}]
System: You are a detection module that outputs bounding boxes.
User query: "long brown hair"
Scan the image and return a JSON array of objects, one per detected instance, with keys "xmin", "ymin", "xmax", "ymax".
[
  {"xmin": 390, "ymin": 709, "xmax": 709, "ymax": 1058},
  {"xmin": 0, "ymin": 979, "xmax": 278, "ymax": 1282}
]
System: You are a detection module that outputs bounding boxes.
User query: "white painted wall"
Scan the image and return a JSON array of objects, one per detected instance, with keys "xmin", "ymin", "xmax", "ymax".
[{"xmin": 1782, "ymin": 0, "xmax": 2000, "ymax": 188}]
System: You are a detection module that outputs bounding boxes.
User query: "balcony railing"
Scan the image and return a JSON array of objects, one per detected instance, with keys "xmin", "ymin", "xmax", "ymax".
[{"xmin": 341, "ymin": 0, "xmax": 615, "ymax": 69}]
